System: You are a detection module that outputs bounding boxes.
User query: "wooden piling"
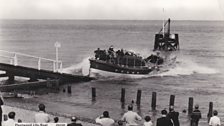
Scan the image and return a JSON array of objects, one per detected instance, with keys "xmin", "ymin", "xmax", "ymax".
[
  {"xmin": 120, "ymin": 88, "xmax": 125, "ymax": 103},
  {"xmin": 169, "ymin": 95, "xmax": 175, "ymax": 106},
  {"xmin": 67, "ymin": 85, "xmax": 71, "ymax": 94},
  {"xmin": 207, "ymin": 102, "xmax": 213, "ymax": 122},
  {"xmin": 188, "ymin": 97, "xmax": 194, "ymax": 115},
  {"xmin": 136, "ymin": 89, "xmax": 142, "ymax": 105},
  {"xmin": 46, "ymin": 78, "xmax": 52, "ymax": 88},
  {"xmin": 7, "ymin": 72, "xmax": 15, "ymax": 84},
  {"xmin": 55, "ymin": 79, "xmax": 60, "ymax": 90},
  {"xmin": 92, "ymin": 87, "xmax": 96, "ymax": 100},
  {"xmin": 151, "ymin": 92, "xmax": 157, "ymax": 110}
]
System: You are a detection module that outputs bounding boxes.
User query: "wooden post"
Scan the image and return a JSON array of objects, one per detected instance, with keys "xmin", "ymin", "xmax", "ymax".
[
  {"xmin": 169, "ymin": 95, "xmax": 175, "ymax": 106},
  {"xmin": 121, "ymin": 88, "xmax": 125, "ymax": 103},
  {"xmin": 55, "ymin": 79, "xmax": 60, "ymax": 90},
  {"xmin": 67, "ymin": 85, "xmax": 71, "ymax": 94},
  {"xmin": 92, "ymin": 87, "xmax": 96, "ymax": 100},
  {"xmin": 46, "ymin": 78, "xmax": 51, "ymax": 87},
  {"xmin": 7, "ymin": 72, "xmax": 15, "ymax": 84},
  {"xmin": 151, "ymin": 92, "xmax": 157, "ymax": 110},
  {"xmin": 136, "ymin": 89, "xmax": 142, "ymax": 105},
  {"xmin": 188, "ymin": 97, "xmax": 194, "ymax": 115},
  {"xmin": 207, "ymin": 102, "xmax": 213, "ymax": 122}
]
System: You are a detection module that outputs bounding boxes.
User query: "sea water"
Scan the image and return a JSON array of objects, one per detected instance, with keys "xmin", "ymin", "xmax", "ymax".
[{"xmin": 0, "ymin": 20, "xmax": 224, "ymax": 125}]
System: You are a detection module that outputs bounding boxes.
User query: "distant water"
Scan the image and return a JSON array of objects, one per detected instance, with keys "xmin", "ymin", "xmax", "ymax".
[{"xmin": 0, "ymin": 20, "xmax": 224, "ymax": 125}]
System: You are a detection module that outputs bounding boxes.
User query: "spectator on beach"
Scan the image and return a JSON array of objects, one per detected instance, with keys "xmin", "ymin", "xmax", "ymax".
[
  {"xmin": 121, "ymin": 105, "xmax": 142, "ymax": 126},
  {"xmin": 168, "ymin": 105, "xmax": 180, "ymax": 126},
  {"xmin": 0, "ymin": 93, "xmax": 4, "ymax": 126},
  {"xmin": 209, "ymin": 110, "xmax": 221, "ymax": 126},
  {"xmin": 144, "ymin": 116, "xmax": 153, "ymax": 126},
  {"xmin": 34, "ymin": 103, "xmax": 50, "ymax": 123},
  {"xmin": 117, "ymin": 120, "xmax": 123, "ymax": 126},
  {"xmin": 190, "ymin": 104, "xmax": 202, "ymax": 126},
  {"xmin": 2, "ymin": 111, "xmax": 16, "ymax": 126},
  {"xmin": 18, "ymin": 119, "xmax": 22, "ymax": 123},
  {"xmin": 156, "ymin": 109, "xmax": 173, "ymax": 126},
  {"xmin": 95, "ymin": 111, "xmax": 115, "ymax": 126},
  {"xmin": 3, "ymin": 115, "xmax": 7, "ymax": 122},
  {"xmin": 67, "ymin": 116, "xmax": 82, "ymax": 126},
  {"xmin": 54, "ymin": 117, "xmax": 59, "ymax": 123}
]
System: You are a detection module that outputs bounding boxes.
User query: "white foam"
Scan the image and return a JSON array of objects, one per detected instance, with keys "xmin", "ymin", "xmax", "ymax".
[
  {"xmin": 61, "ymin": 57, "xmax": 90, "ymax": 75},
  {"xmin": 159, "ymin": 56, "xmax": 219, "ymax": 76}
]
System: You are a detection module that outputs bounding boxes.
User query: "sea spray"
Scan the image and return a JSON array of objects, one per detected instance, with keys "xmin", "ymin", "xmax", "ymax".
[
  {"xmin": 159, "ymin": 56, "xmax": 219, "ymax": 76},
  {"xmin": 61, "ymin": 57, "xmax": 90, "ymax": 75}
]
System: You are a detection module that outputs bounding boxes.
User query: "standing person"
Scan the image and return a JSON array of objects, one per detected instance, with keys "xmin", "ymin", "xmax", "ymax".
[
  {"xmin": 121, "ymin": 105, "xmax": 142, "ymax": 126},
  {"xmin": 190, "ymin": 104, "xmax": 202, "ymax": 126},
  {"xmin": 143, "ymin": 116, "xmax": 153, "ymax": 126},
  {"xmin": 209, "ymin": 110, "xmax": 221, "ymax": 126},
  {"xmin": 168, "ymin": 106, "xmax": 179, "ymax": 126},
  {"xmin": 0, "ymin": 93, "xmax": 4, "ymax": 126},
  {"xmin": 2, "ymin": 112, "xmax": 16, "ymax": 126},
  {"xmin": 156, "ymin": 109, "xmax": 173, "ymax": 126},
  {"xmin": 95, "ymin": 111, "xmax": 115, "ymax": 126},
  {"xmin": 34, "ymin": 103, "xmax": 50, "ymax": 123},
  {"xmin": 67, "ymin": 116, "xmax": 82, "ymax": 126}
]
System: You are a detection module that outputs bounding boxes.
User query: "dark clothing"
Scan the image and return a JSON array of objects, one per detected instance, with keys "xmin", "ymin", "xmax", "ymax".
[
  {"xmin": 145, "ymin": 55, "xmax": 164, "ymax": 65},
  {"xmin": 67, "ymin": 123, "xmax": 83, "ymax": 126},
  {"xmin": 168, "ymin": 111, "xmax": 180, "ymax": 126},
  {"xmin": 156, "ymin": 116, "xmax": 173, "ymax": 126},
  {"xmin": 0, "ymin": 97, "xmax": 3, "ymax": 126},
  {"xmin": 190, "ymin": 109, "xmax": 202, "ymax": 126}
]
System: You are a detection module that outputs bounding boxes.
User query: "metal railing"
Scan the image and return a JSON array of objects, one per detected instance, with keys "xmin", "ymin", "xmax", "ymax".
[{"xmin": 0, "ymin": 50, "xmax": 63, "ymax": 73}]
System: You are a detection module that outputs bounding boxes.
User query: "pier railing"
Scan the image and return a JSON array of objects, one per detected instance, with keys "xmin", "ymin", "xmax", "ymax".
[{"xmin": 0, "ymin": 50, "xmax": 63, "ymax": 73}]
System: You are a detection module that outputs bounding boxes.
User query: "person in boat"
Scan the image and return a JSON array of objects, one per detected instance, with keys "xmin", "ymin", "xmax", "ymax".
[
  {"xmin": 108, "ymin": 45, "xmax": 115, "ymax": 58},
  {"xmin": 94, "ymin": 48, "xmax": 107, "ymax": 61},
  {"xmin": 145, "ymin": 52, "xmax": 164, "ymax": 65},
  {"xmin": 120, "ymin": 49, "xmax": 124, "ymax": 56},
  {"xmin": 107, "ymin": 46, "xmax": 117, "ymax": 63},
  {"xmin": 94, "ymin": 48, "xmax": 101, "ymax": 60}
]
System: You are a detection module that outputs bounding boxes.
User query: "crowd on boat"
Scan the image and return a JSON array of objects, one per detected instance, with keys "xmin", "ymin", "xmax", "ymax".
[
  {"xmin": 0, "ymin": 96, "xmax": 221, "ymax": 126},
  {"xmin": 93, "ymin": 46, "xmax": 164, "ymax": 66},
  {"xmin": 94, "ymin": 46, "xmax": 141, "ymax": 60}
]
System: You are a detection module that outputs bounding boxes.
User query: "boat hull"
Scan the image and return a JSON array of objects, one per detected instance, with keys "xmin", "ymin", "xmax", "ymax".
[{"xmin": 89, "ymin": 59, "xmax": 153, "ymax": 75}]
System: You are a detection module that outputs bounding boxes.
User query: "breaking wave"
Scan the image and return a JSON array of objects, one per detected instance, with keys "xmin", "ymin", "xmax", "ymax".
[
  {"xmin": 159, "ymin": 56, "xmax": 219, "ymax": 76},
  {"xmin": 62, "ymin": 55, "xmax": 218, "ymax": 79},
  {"xmin": 61, "ymin": 57, "xmax": 90, "ymax": 76}
]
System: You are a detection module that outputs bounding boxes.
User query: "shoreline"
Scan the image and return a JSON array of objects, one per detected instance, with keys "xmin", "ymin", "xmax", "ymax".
[{"xmin": 2, "ymin": 105, "xmax": 98, "ymax": 126}]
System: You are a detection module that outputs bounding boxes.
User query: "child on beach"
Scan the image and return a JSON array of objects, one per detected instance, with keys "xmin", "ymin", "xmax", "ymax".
[{"xmin": 144, "ymin": 116, "xmax": 153, "ymax": 126}]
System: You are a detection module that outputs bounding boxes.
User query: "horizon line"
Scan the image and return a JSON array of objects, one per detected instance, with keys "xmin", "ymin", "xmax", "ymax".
[{"xmin": 0, "ymin": 18, "xmax": 224, "ymax": 21}]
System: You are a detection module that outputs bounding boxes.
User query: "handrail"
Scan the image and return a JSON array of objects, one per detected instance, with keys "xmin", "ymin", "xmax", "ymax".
[
  {"xmin": 0, "ymin": 50, "xmax": 59, "ymax": 62},
  {"xmin": 0, "ymin": 49, "xmax": 63, "ymax": 72}
]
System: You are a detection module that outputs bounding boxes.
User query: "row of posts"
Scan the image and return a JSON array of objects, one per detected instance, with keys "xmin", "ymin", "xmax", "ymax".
[{"xmin": 65, "ymin": 86, "xmax": 214, "ymax": 120}]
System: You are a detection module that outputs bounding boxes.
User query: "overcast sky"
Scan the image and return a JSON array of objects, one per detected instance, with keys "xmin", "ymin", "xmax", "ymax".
[{"xmin": 0, "ymin": 0, "xmax": 223, "ymax": 20}]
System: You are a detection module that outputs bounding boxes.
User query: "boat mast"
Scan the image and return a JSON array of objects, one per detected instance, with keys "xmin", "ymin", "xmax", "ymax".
[
  {"xmin": 167, "ymin": 18, "xmax": 170, "ymax": 36},
  {"xmin": 162, "ymin": 8, "xmax": 165, "ymax": 38}
]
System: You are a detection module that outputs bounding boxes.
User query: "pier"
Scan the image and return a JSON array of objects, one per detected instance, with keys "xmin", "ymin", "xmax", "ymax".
[{"xmin": 0, "ymin": 49, "xmax": 93, "ymax": 91}]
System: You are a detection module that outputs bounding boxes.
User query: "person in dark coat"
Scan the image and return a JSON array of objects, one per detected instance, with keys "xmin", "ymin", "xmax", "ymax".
[
  {"xmin": 168, "ymin": 106, "xmax": 180, "ymax": 126},
  {"xmin": 156, "ymin": 109, "xmax": 173, "ymax": 126},
  {"xmin": 0, "ymin": 95, "xmax": 4, "ymax": 126},
  {"xmin": 190, "ymin": 104, "xmax": 202, "ymax": 126}
]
